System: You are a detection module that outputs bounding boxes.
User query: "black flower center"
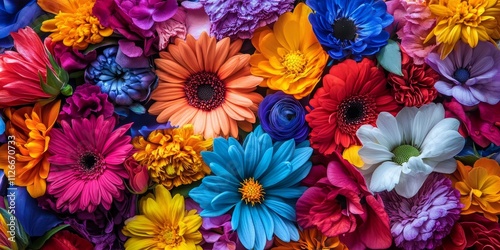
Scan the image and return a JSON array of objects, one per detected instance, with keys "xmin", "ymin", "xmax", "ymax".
[
  {"xmin": 185, "ymin": 71, "xmax": 226, "ymax": 111},
  {"xmin": 333, "ymin": 18, "xmax": 357, "ymax": 41},
  {"xmin": 453, "ymin": 68, "xmax": 470, "ymax": 84},
  {"xmin": 345, "ymin": 102, "xmax": 365, "ymax": 123},
  {"xmin": 79, "ymin": 152, "xmax": 99, "ymax": 170},
  {"xmin": 335, "ymin": 95, "xmax": 377, "ymax": 134},
  {"xmin": 336, "ymin": 195, "xmax": 347, "ymax": 209}
]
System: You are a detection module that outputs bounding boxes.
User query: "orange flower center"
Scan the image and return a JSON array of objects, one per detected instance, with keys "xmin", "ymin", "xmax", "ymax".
[
  {"xmin": 282, "ymin": 51, "xmax": 307, "ymax": 74},
  {"xmin": 159, "ymin": 225, "xmax": 182, "ymax": 248},
  {"xmin": 239, "ymin": 177, "xmax": 265, "ymax": 206}
]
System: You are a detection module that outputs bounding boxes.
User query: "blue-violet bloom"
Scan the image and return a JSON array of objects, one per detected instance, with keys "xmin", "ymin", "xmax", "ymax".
[
  {"xmin": 306, "ymin": 0, "xmax": 393, "ymax": 61},
  {"xmin": 258, "ymin": 91, "xmax": 308, "ymax": 143},
  {"xmin": 0, "ymin": 0, "xmax": 43, "ymax": 49}
]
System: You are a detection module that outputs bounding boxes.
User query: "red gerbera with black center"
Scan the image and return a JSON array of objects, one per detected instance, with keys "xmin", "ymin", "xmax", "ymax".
[{"xmin": 306, "ymin": 58, "xmax": 400, "ymax": 155}]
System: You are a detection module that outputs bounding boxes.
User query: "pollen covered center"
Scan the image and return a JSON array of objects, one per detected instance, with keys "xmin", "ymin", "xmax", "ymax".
[
  {"xmin": 239, "ymin": 177, "xmax": 265, "ymax": 206},
  {"xmin": 392, "ymin": 145, "xmax": 420, "ymax": 165},
  {"xmin": 282, "ymin": 51, "xmax": 307, "ymax": 74}
]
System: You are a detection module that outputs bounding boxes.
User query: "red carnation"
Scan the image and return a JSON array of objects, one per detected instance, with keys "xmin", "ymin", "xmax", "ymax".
[
  {"xmin": 40, "ymin": 230, "xmax": 93, "ymax": 250},
  {"xmin": 387, "ymin": 50, "xmax": 439, "ymax": 107},
  {"xmin": 306, "ymin": 58, "xmax": 400, "ymax": 155}
]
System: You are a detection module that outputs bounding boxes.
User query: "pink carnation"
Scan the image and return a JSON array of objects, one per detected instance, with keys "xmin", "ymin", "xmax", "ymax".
[
  {"xmin": 296, "ymin": 152, "xmax": 392, "ymax": 250},
  {"xmin": 156, "ymin": 7, "xmax": 187, "ymax": 50}
]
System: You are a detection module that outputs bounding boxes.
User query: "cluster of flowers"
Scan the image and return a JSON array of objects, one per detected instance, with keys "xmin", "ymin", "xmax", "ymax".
[{"xmin": 1, "ymin": 0, "xmax": 500, "ymax": 249}]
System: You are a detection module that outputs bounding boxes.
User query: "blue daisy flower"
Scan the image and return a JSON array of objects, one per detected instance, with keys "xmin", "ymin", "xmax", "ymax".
[
  {"xmin": 307, "ymin": 0, "xmax": 393, "ymax": 61},
  {"xmin": 189, "ymin": 126, "xmax": 313, "ymax": 250}
]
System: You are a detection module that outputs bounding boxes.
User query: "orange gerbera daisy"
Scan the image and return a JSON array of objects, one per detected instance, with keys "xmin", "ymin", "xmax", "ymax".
[
  {"xmin": 272, "ymin": 228, "xmax": 347, "ymax": 250},
  {"xmin": 150, "ymin": 32, "xmax": 263, "ymax": 139},
  {"xmin": 449, "ymin": 158, "xmax": 500, "ymax": 222},
  {"xmin": 0, "ymin": 100, "xmax": 60, "ymax": 198}
]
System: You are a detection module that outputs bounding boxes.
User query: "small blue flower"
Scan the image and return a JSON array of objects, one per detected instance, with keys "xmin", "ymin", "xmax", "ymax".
[
  {"xmin": 0, "ymin": 0, "xmax": 43, "ymax": 49},
  {"xmin": 85, "ymin": 46, "xmax": 157, "ymax": 115},
  {"xmin": 307, "ymin": 0, "xmax": 393, "ymax": 61},
  {"xmin": 258, "ymin": 91, "xmax": 308, "ymax": 143},
  {"xmin": 189, "ymin": 126, "xmax": 313, "ymax": 250}
]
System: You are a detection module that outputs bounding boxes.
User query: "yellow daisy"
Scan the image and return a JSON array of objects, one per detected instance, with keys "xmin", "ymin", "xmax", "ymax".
[
  {"xmin": 132, "ymin": 124, "xmax": 213, "ymax": 190},
  {"xmin": 250, "ymin": 3, "xmax": 328, "ymax": 99},
  {"xmin": 425, "ymin": 0, "xmax": 500, "ymax": 58},
  {"xmin": 37, "ymin": 0, "xmax": 113, "ymax": 50},
  {"xmin": 122, "ymin": 185, "xmax": 203, "ymax": 250}
]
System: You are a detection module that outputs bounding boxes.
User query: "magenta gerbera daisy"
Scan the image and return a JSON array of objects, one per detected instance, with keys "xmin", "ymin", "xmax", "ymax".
[{"xmin": 47, "ymin": 115, "xmax": 133, "ymax": 213}]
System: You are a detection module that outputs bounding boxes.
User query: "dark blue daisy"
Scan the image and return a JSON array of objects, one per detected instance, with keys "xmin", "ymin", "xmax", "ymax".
[{"xmin": 307, "ymin": 0, "xmax": 393, "ymax": 61}]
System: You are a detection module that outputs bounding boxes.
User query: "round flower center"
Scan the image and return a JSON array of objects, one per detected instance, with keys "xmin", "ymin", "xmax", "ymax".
[
  {"xmin": 335, "ymin": 95, "xmax": 377, "ymax": 134},
  {"xmin": 282, "ymin": 51, "xmax": 307, "ymax": 74},
  {"xmin": 79, "ymin": 152, "xmax": 101, "ymax": 170},
  {"xmin": 185, "ymin": 71, "xmax": 226, "ymax": 111},
  {"xmin": 333, "ymin": 18, "xmax": 357, "ymax": 41},
  {"xmin": 453, "ymin": 1, "xmax": 481, "ymax": 26},
  {"xmin": 160, "ymin": 225, "xmax": 182, "ymax": 247},
  {"xmin": 239, "ymin": 177, "xmax": 265, "ymax": 206},
  {"xmin": 453, "ymin": 68, "xmax": 470, "ymax": 84},
  {"xmin": 392, "ymin": 145, "xmax": 420, "ymax": 165}
]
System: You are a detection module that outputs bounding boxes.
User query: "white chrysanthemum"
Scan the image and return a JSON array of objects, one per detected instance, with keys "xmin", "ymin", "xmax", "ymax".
[{"xmin": 356, "ymin": 103, "xmax": 465, "ymax": 198}]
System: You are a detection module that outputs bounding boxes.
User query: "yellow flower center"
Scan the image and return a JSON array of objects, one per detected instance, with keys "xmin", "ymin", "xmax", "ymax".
[
  {"xmin": 159, "ymin": 225, "xmax": 183, "ymax": 248},
  {"xmin": 282, "ymin": 51, "xmax": 307, "ymax": 74},
  {"xmin": 239, "ymin": 177, "xmax": 265, "ymax": 206}
]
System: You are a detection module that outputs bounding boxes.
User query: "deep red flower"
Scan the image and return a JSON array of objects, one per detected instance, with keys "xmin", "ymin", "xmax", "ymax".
[
  {"xmin": 296, "ymin": 152, "xmax": 392, "ymax": 250},
  {"xmin": 40, "ymin": 230, "xmax": 93, "ymax": 250},
  {"xmin": 439, "ymin": 214, "xmax": 500, "ymax": 249},
  {"xmin": 443, "ymin": 98, "xmax": 500, "ymax": 147},
  {"xmin": 306, "ymin": 58, "xmax": 400, "ymax": 155},
  {"xmin": 388, "ymin": 49, "xmax": 439, "ymax": 107}
]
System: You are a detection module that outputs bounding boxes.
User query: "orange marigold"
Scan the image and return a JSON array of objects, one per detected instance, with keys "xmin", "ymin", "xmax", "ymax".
[{"xmin": 272, "ymin": 228, "xmax": 348, "ymax": 250}]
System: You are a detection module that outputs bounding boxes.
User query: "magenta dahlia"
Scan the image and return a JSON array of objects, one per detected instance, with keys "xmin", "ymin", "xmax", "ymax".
[{"xmin": 47, "ymin": 115, "xmax": 133, "ymax": 213}]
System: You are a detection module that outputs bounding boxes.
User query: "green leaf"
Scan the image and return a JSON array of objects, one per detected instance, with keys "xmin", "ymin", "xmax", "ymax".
[
  {"xmin": 170, "ymin": 180, "xmax": 202, "ymax": 198},
  {"xmin": 83, "ymin": 38, "xmax": 119, "ymax": 55},
  {"xmin": 376, "ymin": 39, "xmax": 403, "ymax": 76},
  {"xmin": 44, "ymin": 66, "xmax": 63, "ymax": 91},
  {"xmin": 455, "ymin": 155, "xmax": 479, "ymax": 166},
  {"xmin": 28, "ymin": 224, "xmax": 70, "ymax": 250},
  {"xmin": 39, "ymin": 72, "xmax": 59, "ymax": 96},
  {"xmin": 60, "ymin": 84, "xmax": 73, "ymax": 96},
  {"xmin": 0, "ymin": 208, "xmax": 30, "ymax": 250}
]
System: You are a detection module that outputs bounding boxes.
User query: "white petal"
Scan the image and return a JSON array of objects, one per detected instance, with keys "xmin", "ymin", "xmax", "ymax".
[
  {"xmin": 404, "ymin": 156, "xmax": 433, "ymax": 175},
  {"xmin": 358, "ymin": 141, "xmax": 394, "ymax": 165},
  {"xmin": 395, "ymin": 172, "xmax": 429, "ymax": 198},
  {"xmin": 432, "ymin": 158, "xmax": 458, "ymax": 174},
  {"xmin": 420, "ymin": 130, "xmax": 465, "ymax": 162},
  {"xmin": 395, "ymin": 106, "xmax": 418, "ymax": 144},
  {"xmin": 375, "ymin": 112, "xmax": 401, "ymax": 150},
  {"xmin": 369, "ymin": 161, "xmax": 402, "ymax": 193},
  {"xmin": 356, "ymin": 124, "xmax": 378, "ymax": 144},
  {"xmin": 411, "ymin": 103, "xmax": 445, "ymax": 148}
]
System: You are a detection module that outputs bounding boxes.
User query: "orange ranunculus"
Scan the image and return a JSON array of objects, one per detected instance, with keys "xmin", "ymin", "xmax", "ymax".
[
  {"xmin": 0, "ymin": 100, "xmax": 60, "ymax": 198},
  {"xmin": 449, "ymin": 158, "xmax": 500, "ymax": 221},
  {"xmin": 0, "ymin": 27, "xmax": 53, "ymax": 108}
]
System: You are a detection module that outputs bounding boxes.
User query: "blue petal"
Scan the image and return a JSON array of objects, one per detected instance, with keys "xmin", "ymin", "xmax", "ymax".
[
  {"xmin": 237, "ymin": 205, "xmax": 256, "ymax": 250},
  {"xmin": 213, "ymin": 137, "xmax": 230, "ymax": 156},
  {"xmin": 290, "ymin": 147, "xmax": 313, "ymax": 171},
  {"xmin": 211, "ymin": 191, "xmax": 240, "ymax": 212},
  {"xmin": 228, "ymin": 145, "xmax": 245, "ymax": 179},
  {"xmin": 270, "ymin": 139, "xmax": 295, "ymax": 167},
  {"xmin": 269, "ymin": 209, "xmax": 290, "ymax": 242},
  {"xmin": 244, "ymin": 132, "xmax": 259, "ymax": 177},
  {"xmin": 14, "ymin": 187, "xmax": 62, "ymax": 237},
  {"xmin": 253, "ymin": 148, "xmax": 273, "ymax": 180},
  {"xmin": 257, "ymin": 205, "xmax": 274, "ymax": 240},
  {"xmin": 250, "ymin": 206, "xmax": 267, "ymax": 250},
  {"xmin": 273, "ymin": 161, "xmax": 312, "ymax": 188},
  {"xmin": 265, "ymin": 187, "xmax": 307, "ymax": 200},
  {"xmin": 231, "ymin": 201, "xmax": 242, "ymax": 230},
  {"xmin": 264, "ymin": 196, "xmax": 296, "ymax": 221},
  {"xmin": 260, "ymin": 161, "xmax": 292, "ymax": 188}
]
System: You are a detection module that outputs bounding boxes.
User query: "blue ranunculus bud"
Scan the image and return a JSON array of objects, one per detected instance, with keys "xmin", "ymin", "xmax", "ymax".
[
  {"xmin": 258, "ymin": 91, "xmax": 309, "ymax": 143},
  {"xmin": 85, "ymin": 46, "xmax": 157, "ymax": 116},
  {"xmin": 0, "ymin": 0, "xmax": 43, "ymax": 49}
]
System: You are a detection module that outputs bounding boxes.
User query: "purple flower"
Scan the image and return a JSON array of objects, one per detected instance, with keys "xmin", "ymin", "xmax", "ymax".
[
  {"xmin": 380, "ymin": 173, "xmax": 463, "ymax": 250},
  {"xmin": 426, "ymin": 41, "xmax": 500, "ymax": 106},
  {"xmin": 38, "ymin": 191, "xmax": 137, "ymax": 250},
  {"xmin": 200, "ymin": 0, "xmax": 294, "ymax": 40},
  {"xmin": 59, "ymin": 83, "xmax": 114, "ymax": 122},
  {"xmin": 117, "ymin": 0, "xmax": 177, "ymax": 31},
  {"xmin": 185, "ymin": 199, "xmax": 243, "ymax": 250},
  {"xmin": 258, "ymin": 91, "xmax": 308, "ymax": 142},
  {"xmin": 45, "ymin": 39, "xmax": 97, "ymax": 72}
]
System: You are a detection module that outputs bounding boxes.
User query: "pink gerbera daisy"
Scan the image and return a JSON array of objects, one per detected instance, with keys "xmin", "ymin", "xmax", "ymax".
[{"xmin": 47, "ymin": 115, "xmax": 133, "ymax": 213}]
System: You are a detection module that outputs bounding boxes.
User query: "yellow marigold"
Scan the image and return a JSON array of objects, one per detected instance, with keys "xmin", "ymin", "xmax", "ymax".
[
  {"xmin": 425, "ymin": 0, "xmax": 500, "ymax": 58},
  {"xmin": 37, "ymin": 0, "xmax": 113, "ymax": 50},
  {"xmin": 122, "ymin": 185, "xmax": 203, "ymax": 250},
  {"xmin": 250, "ymin": 3, "xmax": 328, "ymax": 99},
  {"xmin": 449, "ymin": 158, "xmax": 500, "ymax": 222},
  {"xmin": 132, "ymin": 124, "xmax": 212, "ymax": 190},
  {"xmin": 272, "ymin": 227, "xmax": 348, "ymax": 250},
  {"xmin": 0, "ymin": 101, "xmax": 60, "ymax": 198}
]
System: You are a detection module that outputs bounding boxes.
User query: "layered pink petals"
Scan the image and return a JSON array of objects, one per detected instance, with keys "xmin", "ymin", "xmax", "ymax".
[
  {"xmin": 47, "ymin": 115, "xmax": 133, "ymax": 213},
  {"xmin": 296, "ymin": 152, "xmax": 392, "ymax": 250},
  {"xmin": 0, "ymin": 27, "xmax": 52, "ymax": 107}
]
